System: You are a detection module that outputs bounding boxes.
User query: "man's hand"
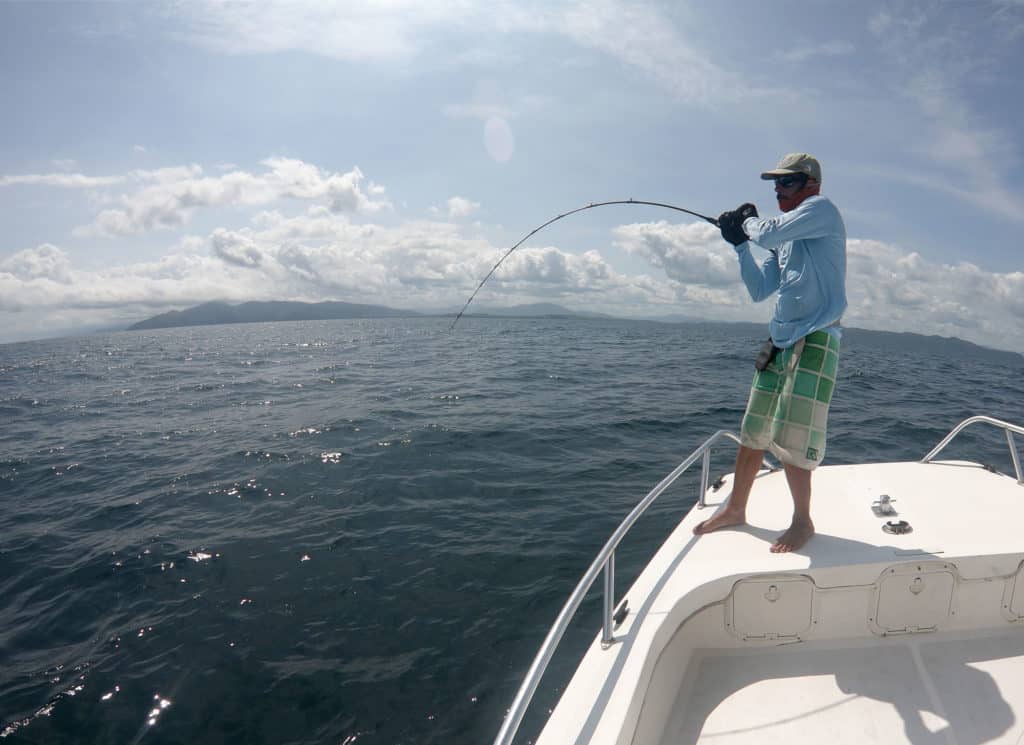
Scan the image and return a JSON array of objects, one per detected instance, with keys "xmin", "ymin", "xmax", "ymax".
[
  {"xmin": 718, "ymin": 210, "xmax": 748, "ymax": 247},
  {"xmin": 736, "ymin": 202, "xmax": 758, "ymax": 222}
]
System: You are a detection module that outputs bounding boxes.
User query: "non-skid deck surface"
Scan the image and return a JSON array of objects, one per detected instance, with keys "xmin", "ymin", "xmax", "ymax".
[{"xmin": 660, "ymin": 632, "xmax": 1024, "ymax": 745}]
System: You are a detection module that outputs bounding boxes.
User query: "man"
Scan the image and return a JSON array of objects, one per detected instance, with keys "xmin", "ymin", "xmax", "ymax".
[{"xmin": 694, "ymin": 152, "xmax": 847, "ymax": 553}]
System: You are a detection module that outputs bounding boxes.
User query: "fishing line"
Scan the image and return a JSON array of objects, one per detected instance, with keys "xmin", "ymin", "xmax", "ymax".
[{"xmin": 449, "ymin": 199, "xmax": 719, "ymax": 330}]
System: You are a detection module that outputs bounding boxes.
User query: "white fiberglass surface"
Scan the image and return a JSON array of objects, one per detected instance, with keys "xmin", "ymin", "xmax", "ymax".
[{"xmin": 658, "ymin": 633, "xmax": 1024, "ymax": 745}]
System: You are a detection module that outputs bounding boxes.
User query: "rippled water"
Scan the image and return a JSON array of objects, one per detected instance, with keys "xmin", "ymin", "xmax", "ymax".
[{"xmin": 2, "ymin": 318, "xmax": 1022, "ymax": 744}]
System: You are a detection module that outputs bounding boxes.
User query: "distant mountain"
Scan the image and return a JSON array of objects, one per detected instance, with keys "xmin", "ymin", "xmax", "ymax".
[
  {"xmin": 128, "ymin": 300, "xmax": 421, "ymax": 330},
  {"xmin": 639, "ymin": 320, "xmax": 1023, "ymax": 367},
  {"xmin": 840, "ymin": 327, "xmax": 1024, "ymax": 367},
  {"xmin": 130, "ymin": 300, "xmax": 611, "ymax": 331},
  {"xmin": 126, "ymin": 301, "xmax": 1023, "ymax": 365}
]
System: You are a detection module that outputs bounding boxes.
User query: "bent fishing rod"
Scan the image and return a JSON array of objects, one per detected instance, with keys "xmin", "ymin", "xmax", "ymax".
[{"xmin": 449, "ymin": 199, "xmax": 719, "ymax": 330}]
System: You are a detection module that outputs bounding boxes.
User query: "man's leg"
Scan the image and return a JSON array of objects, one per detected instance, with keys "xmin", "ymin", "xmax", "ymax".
[
  {"xmin": 695, "ymin": 348, "xmax": 782, "ymax": 536},
  {"xmin": 767, "ymin": 331, "xmax": 836, "ymax": 552},
  {"xmin": 771, "ymin": 462, "xmax": 814, "ymax": 552},
  {"xmin": 693, "ymin": 444, "xmax": 764, "ymax": 534}
]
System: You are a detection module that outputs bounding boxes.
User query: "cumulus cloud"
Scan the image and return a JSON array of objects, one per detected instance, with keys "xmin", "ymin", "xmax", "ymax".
[
  {"xmin": 614, "ymin": 221, "xmax": 738, "ymax": 287},
  {"xmin": 2, "ymin": 198, "xmax": 1022, "ymax": 352},
  {"xmin": 611, "ymin": 220, "xmax": 1024, "ymax": 350},
  {"xmin": 210, "ymin": 229, "xmax": 265, "ymax": 268},
  {"xmin": 0, "ymin": 208, "xmax": 666, "ymax": 337},
  {"xmin": 492, "ymin": 246, "xmax": 610, "ymax": 288},
  {"xmin": 70, "ymin": 159, "xmax": 391, "ymax": 237},
  {"xmin": 1, "ymin": 244, "xmax": 75, "ymax": 285},
  {"xmin": 844, "ymin": 239, "xmax": 1024, "ymax": 342},
  {"xmin": 447, "ymin": 196, "xmax": 480, "ymax": 219}
]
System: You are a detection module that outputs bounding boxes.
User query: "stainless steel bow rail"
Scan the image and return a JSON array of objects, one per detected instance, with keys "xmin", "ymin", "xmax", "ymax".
[
  {"xmin": 921, "ymin": 415, "xmax": 1024, "ymax": 484},
  {"xmin": 492, "ymin": 415, "xmax": 1024, "ymax": 745},
  {"xmin": 492, "ymin": 429, "xmax": 742, "ymax": 745}
]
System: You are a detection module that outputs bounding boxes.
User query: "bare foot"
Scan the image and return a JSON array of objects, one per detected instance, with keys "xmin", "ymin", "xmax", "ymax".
[
  {"xmin": 693, "ymin": 507, "xmax": 746, "ymax": 535},
  {"xmin": 770, "ymin": 518, "xmax": 814, "ymax": 553}
]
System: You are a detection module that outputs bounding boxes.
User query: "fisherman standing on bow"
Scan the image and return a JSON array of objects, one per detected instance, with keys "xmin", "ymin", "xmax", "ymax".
[{"xmin": 694, "ymin": 153, "xmax": 847, "ymax": 553}]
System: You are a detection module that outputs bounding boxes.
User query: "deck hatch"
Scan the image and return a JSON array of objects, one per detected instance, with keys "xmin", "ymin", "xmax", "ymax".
[
  {"xmin": 729, "ymin": 576, "xmax": 815, "ymax": 640},
  {"xmin": 873, "ymin": 563, "xmax": 955, "ymax": 634}
]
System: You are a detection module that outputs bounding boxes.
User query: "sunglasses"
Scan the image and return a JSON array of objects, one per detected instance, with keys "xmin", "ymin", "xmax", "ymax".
[{"xmin": 774, "ymin": 174, "xmax": 808, "ymax": 189}]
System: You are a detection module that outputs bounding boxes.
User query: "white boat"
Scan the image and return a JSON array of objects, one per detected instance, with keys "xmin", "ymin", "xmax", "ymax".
[{"xmin": 493, "ymin": 415, "xmax": 1024, "ymax": 745}]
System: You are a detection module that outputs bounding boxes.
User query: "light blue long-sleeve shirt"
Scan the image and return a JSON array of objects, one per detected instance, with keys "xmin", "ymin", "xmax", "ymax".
[{"xmin": 735, "ymin": 194, "xmax": 847, "ymax": 349}]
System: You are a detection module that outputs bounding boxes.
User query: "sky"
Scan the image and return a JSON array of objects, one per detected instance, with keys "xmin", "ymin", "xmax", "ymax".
[{"xmin": 2, "ymin": 0, "xmax": 1023, "ymax": 351}]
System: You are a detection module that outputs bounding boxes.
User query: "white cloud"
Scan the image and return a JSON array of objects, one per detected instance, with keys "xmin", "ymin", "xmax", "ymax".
[
  {"xmin": 559, "ymin": 1, "xmax": 764, "ymax": 106},
  {"xmin": 881, "ymin": 166, "xmax": 1024, "ymax": 223},
  {"xmin": 0, "ymin": 164, "xmax": 204, "ymax": 191},
  {"xmin": 0, "ymin": 208, "xmax": 663, "ymax": 332},
  {"xmin": 0, "ymin": 172, "xmax": 125, "ymax": 188},
  {"xmin": 165, "ymin": 1, "xmax": 470, "ymax": 62},
  {"xmin": 3, "ymin": 244, "xmax": 211, "ymax": 306},
  {"xmin": 1, "ymin": 244, "xmax": 75, "ymax": 287},
  {"xmin": 614, "ymin": 221, "xmax": 738, "ymax": 288},
  {"xmin": 162, "ymin": 1, "xmax": 772, "ymax": 107},
  {"xmin": 609, "ymin": 219, "xmax": 1024, "ymax": 350},
  {"xmin": 73, "ymin": 159, "xmax": 391, "ymax": 236},
  {"xmin": 3, "ymin": 218, "xmax": 1023, "ymax": 351},
  {"xmin": 844, "ymin": 239, "xmax": 1024, "ymax": 343},
  {"xmin": 776, "ymin": 41, "xmax": 856, "ymax": 64},
  {"xmin": 868, "ymin": 3, "xmax": 1024, "ymax": 221},
  {"xmin": 210, "ymin": 228, "xmax": 265, "ymax": 268},
  {"xmin": 3, "ymin": 168, "xmax": 1022, "ymax": 351},
  {"xmin": 447, "ymin": 196, "xmax": 480, "ymax": 218},
  {"xmin": 494, "ymin": 246, "xmax": 608, "ymax": 286}
]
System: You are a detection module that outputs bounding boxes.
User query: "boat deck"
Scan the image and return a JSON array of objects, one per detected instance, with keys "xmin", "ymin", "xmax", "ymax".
[
  {"xmin": 676, "ymin": 459, "xmax": 1024, "ymax": 580},
  {"xmin": 664, "ymin": 631, "xmax": 1024, "ymax": 744},
  {"xmin": 534, "ymin": 458, "xmax": 1024, "ymax": 745}
]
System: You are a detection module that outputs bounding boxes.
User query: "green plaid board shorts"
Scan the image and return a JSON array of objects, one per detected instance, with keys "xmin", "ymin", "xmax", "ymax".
[{"xmin": 740, "ymin": 330, "xmax": 840, "ymax": 470}]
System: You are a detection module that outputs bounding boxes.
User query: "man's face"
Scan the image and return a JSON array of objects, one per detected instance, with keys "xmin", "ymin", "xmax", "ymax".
[{"xmin": 773, "ymin": 174, "xmax": 813, "ymax": 212}]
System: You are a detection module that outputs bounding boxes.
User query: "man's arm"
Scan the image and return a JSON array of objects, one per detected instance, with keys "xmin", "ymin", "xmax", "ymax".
[
  {"xmin": 735, "ymin": 245, "xmax": 781, "ymax": 302},
  {"xmin": 743, "ymin": 198, "xmax": 834, "ymax": 251}
]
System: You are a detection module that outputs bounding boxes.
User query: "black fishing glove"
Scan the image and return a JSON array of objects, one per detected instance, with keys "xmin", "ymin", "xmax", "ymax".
[
  {"xmin": 719, "ymin": 203, "xmax": 758, "ymax": 246},
  {"xmin": 735, "ymin": 202, "xmax": 758, "ymax": 222},
  {"xmin": 718, "ymin": 210, "xmax": 748, "ymax": 247}
]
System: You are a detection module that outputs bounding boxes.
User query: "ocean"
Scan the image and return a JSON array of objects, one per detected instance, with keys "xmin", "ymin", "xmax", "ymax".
[{"xmin": 2, "ymin": 317, "xmax": 1023, "ymax": 745}]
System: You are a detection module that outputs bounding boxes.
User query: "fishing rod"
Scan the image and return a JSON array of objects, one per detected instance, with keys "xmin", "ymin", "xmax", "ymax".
[{"xmin": 449, "ymin": 199, "xmax": 719, "ymax": 330}]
